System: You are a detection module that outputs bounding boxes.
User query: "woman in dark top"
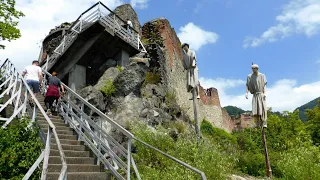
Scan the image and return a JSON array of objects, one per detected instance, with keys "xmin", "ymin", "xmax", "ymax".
[{"xmin": 44, "ymin": 71, "xmax": 65, "ymax": 115}]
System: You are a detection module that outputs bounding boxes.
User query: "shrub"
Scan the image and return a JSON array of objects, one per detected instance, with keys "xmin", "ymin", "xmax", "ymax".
[
  {"xmin": 275, "ymin": 146, "xmax": 320, "ymax": 180},
  {"xmin": 145, "ymin": 72, "xmax": 161, "ymax": 84},
  {"xmin": 100, "ymin": 80, "xmax": 116, "ymax": 97},
  {"xmin": 0, "ymin": 118, "xmax": 43, "ymax": 179},
  {"xmin": 130, "ymin": 123, "xmax": 236, "ymax": 180},
  {"xmin": 116, "ymin": 65, "xmax": 124, "ymax": 72},
  {"xmin": 201, "ymin": 119, "xmax": 237, "ymax": 151}
]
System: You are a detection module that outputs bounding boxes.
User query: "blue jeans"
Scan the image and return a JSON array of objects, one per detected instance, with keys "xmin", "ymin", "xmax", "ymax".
[{"xmin": 26, "ymin": 80, "xmax": 40, "ymax": 94}]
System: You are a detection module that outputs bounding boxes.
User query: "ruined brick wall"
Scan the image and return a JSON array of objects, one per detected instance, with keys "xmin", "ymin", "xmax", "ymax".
[
  {"xmin": 200, "ymin": 87, "xmax": 221, "ymax": 106},
  {"xmin": 142, "ymin": 18, "xmax": 226, "ymax": 129},
  {"xmin": 221, "ymin": 108, "xmax": 236, "ymax": 133}
]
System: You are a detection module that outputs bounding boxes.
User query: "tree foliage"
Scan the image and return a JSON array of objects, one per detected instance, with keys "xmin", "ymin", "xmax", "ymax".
[
  {"xmin": 0, "ymin": 0, "xmax": 24, "ymax": 49},
  {"xmin": 296, "ymin": 97, "xmax": 320, "ymax": 121},
  {"xmin": 223, "ymin": 105, "xmax": 246, "ymax": 117},
  {"xmin": 0, "ymin": 118, "xmax": 42, "ymax": 179}
]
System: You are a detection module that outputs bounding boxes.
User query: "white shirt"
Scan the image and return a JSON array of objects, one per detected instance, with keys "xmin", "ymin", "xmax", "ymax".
[
  {"xmin": 127, "ymin": 20, "xmax": 133, "ymax": 28},
  {"xmin": 23, "ymin": 65, "xmax": 42, "ymax": 81}
]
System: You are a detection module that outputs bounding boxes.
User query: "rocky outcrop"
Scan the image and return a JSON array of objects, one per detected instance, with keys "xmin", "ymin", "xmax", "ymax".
[
  {"xmin": 141, "ymin": 18, "xmax": 228, "ymax": 130},
  {"xmin": 94, "ymin": 67, "xmax": 120, "ymax": 91},
  {"xmin": 78, "ymin": 86, "xmax": 106, "ymax": 114},
  {"xmin": 113, "ymin": 63, "xmax": 147, "ymax": 96},
  {"xmin": 114, "ymin": 4, "xmax": 142, "ymax": 35}
]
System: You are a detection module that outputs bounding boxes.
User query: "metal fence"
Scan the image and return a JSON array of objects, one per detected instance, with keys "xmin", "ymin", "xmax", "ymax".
[
  {"xmin": 0, "ymin": 59, "xmax": 67, "ymax": 180},
  {"xmin": 42, "ymin": 1, "xmax": 147, "ymax": 71}
]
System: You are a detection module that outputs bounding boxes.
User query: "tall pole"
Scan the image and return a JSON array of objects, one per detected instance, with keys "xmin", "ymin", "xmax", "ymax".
[
  {"xmin": 192, "ymin": 86, "xmax": 201, "ymax": 142},
  {"xmin": 262, "ymin": 126, "xmax": 272, "ymax": 177}
]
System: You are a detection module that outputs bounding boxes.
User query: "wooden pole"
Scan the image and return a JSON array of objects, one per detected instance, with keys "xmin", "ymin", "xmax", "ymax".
[
  {"xmin": 262, "ymin": 126, "xmax": 272, "ymax": 178},
  {"xmin": 192, "ymin": 87, "xmax": 201, "ymax": 141}
]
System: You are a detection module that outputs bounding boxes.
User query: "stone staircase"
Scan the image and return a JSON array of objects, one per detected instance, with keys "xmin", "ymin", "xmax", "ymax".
[{"xmin": 36, "ymin": 96, "xmax": 108, "ymax": 180}]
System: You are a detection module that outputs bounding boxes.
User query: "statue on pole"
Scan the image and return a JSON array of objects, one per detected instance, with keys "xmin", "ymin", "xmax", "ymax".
[
  {"xmin": 245, "ymin": 63, "xmax": 272, "ymax": 177},
  {"xmin": 181, "ymin": 43, "xmax": 200, "ymax": 100},
  {"xmin": 181, "ymin": 43, "xmax": 201, "ymax": 139}
]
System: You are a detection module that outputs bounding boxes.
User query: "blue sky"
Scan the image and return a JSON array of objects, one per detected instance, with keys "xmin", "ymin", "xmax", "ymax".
[{"xmin": 1, "ymin": 0, "xmax": 320, "ymax": 111}]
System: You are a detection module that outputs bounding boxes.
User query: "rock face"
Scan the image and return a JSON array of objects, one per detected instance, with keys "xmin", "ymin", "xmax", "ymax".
[
  {"xmin": 141, "ymin": 18, "xmax": 232, "ymax": 132},
  {"xmin": 113, "ymin": 63, "xmax": 147, "ymax": 96},
  {"xmin": 113, "ymin": 4, "xmax": 142, "ymax": 35},
  {"xmin": 94, "ymin": 67, "xmax": 120, "ymax": 91},
  {"xmin": 78, "ymin": 86, "xmax": 106, "ymax": 114}
]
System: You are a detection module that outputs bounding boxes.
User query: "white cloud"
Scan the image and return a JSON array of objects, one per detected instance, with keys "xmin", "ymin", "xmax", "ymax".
[
  {"xmin": 0, "ymin": 0, "xmax": 123, "ymax": 72},
  {"xmin": 178, "ymin": 22, "xmax": 219, "ymax": 51},
  {"xmin": 200, "ymin": 77, "xmax": 320, "ymax": 112},
  {"xmin": 244, "ymin": 0, "xmax": 320, "ymax": 48},
  {"xmin": 130, "ymin": 0, "xmax": 149, "ymax": 9}
]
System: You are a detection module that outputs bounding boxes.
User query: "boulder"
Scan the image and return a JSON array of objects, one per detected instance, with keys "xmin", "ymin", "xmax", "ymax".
[
  {"xmin": 113, "ymin": 63, "xmax": 147, "ymax": 96},
  {"xmin": 113, "ymin": 93, "xmax": 144, "ymax": 128},
  {"xmin": 94, "ymin": 67, "xmax": 120, "ymax": 91},
  {"xmin": 78, "ymin": 86, "xmax": 106, "ymax": 114}
]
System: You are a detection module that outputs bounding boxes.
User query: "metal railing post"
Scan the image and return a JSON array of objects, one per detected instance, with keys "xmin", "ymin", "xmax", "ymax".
[
  {"xmin": 97, "ymin": 117, "xmax": 102, "ymax": 165},
  {"xmin": 127, "ymin": 139, "xmax": 132, "ymax": 180},
  {"xmin": 78, "ymin": 102, "xmax": 84, "ymax": 141},
  {"xmin": 80, "ymin": 16, "xmax": 83, "ymax": 32},
  {"xmin": 41, "ymin": 127, "xmax": 52, "ymax": 180},
  {"xmin": 137, "ymin": 34, "xmax": 140, "ymax": 50}
]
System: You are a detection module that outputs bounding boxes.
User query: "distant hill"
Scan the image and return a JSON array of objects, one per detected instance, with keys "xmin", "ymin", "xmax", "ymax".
[
  {"xmin": 295, "ymin": 97, "xmax": 320, "ymax": 121},
  {"xmin": 223, "ymin": 106, "xmax": 248, "ymax": 118}
]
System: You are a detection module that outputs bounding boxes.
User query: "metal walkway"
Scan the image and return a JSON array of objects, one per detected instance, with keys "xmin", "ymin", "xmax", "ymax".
[
  {"xmin": 0, "ymin": 58, "xmax": 207, "ymax": 180},
  {"xmin": 40, "ymin": 1, "xmax": 147, "ymax": 72}
]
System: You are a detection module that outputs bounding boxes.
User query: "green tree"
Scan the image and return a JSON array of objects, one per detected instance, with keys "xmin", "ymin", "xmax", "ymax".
[
  {"xmin": 0, "ymin": 0, "xmax": 24, "ymax": 49},
  {"xmin": 306, "ymin": 100, "xmax": 320, "ymax": 145}
]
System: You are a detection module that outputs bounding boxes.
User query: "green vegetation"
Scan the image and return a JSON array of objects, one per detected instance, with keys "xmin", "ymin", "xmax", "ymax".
[
  {"xmin": 131, "ymin": 122, "xmax": 236, "ymax": 180},
  {"xmin": 129, "ymin": 103, "xmax": 320, "ymax": 179},
  {"xmin": 145, "ymin": 72, "xmax": 161, "ymax": 84},
  {"xmin": 296, "ymin": 97, "xmax": 320, "ymax": 121},
  {"xmin": 223, "ymin": 105, "xmax": 247, "ymax": 118},
  {"xmin": 100, "ymin": 79, "xmax": 116, "ymax": 97},
  {"xmin": 116, "ymin": 65, "xmax": 124, "ymax": 72},
  {"xmin": 0, "ymin": 0, "xmax": 25, "ymax": 49},
  {"xmin": 0, "ymin": 118, "xmax": 42, "ymax": 179},
  {"xmin": 306, "ymin": 101, "xmax": 320, "ymax": 146}
]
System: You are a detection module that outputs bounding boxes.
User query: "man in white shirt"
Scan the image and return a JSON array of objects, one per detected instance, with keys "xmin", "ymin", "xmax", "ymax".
[
  {"xmin": 22, "ymin": 60, "xmax": 43, "ymax": 96},
  {"xmin": 127, "ymin": 19, "xmax": 133, "ymax": 34}
]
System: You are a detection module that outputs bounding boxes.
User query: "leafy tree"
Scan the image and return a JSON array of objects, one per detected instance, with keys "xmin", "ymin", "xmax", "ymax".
[
  {"xmin": 306, "ymin": 100, "xmax": 320, "ymax": 145},
  {"xmin": 0, "ymin": 0, "xmax": 24, "ymax": 49},
  {"xmin": 296, "ymin": 97, "xmax": 320, "ymax": 121},
  {"xmin": 0, "ymin": 118, "xmax": 42, "ymax": 179},
  {"xmin": 223, "ymin": 106, "xmax": 246, "ymax": 117}
]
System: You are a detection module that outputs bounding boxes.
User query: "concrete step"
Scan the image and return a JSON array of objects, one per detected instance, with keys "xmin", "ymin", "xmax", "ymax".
[
  {"xmin": 40, "ymin": 124, "xmax": 71, "ymax": 131},
  {"xmin": 52, "ymin": 129, "xmax": 74, "ymax": 135},
  {"xmin": 47, "ymin": 164, "xmax": 101, "ymax": 173},
  {"xmin": 47, "ymin": 134, "xmax": 77, "ymax": 140},
  {"xmin": 52, "ymin": 138, "xmax": 81, "ymax": 145},
  {"xmin": 48, "ymin": 156, "xmax": 95, "ymax": 164},
  {"xmin": 37, "ymin": 116, "xmax": 63, "ymax": 122},
  {"xmin": 37, "ymin": 119, "xmax": 64, "ymax": 125},
  {"xmin": 46, "ymin": 172, "xmax": 107, "ymax": 180},
  {"xmin": 38, "ymin": 120, "xmax": 67, "ymax": 127},
  {"xmin": 51, "ymin": 143, "xmax": 85, "ymax": 151},
  {"xmin": 50, "ymin": 149, "xmax": 89, "ymax": 157}
]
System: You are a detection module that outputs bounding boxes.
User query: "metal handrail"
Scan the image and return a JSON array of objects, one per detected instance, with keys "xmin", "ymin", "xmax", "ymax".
[
  {"xmin": 42, "ymin": 69, "xmax": 207, "ymax": 179},
  {"xmin": 0, "ymin": 59, "xmax": 67, "ymax": 180},
  {"xmin": 42, "ymin": 1, "xmax": 146, "ymax": 71}
]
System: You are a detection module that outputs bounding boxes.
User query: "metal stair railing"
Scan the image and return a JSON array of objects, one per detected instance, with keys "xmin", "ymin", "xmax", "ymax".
[
  {"xmin": 42, "ymin": 69, "xmax": 207, "ymax": 180},
  {"xmin": 44, "ymin": 1, "xmax": 147, "ymax": 72},
  {"xmin": 0, "ymin": 59, "xmax": 67, "ymax": 180}
]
